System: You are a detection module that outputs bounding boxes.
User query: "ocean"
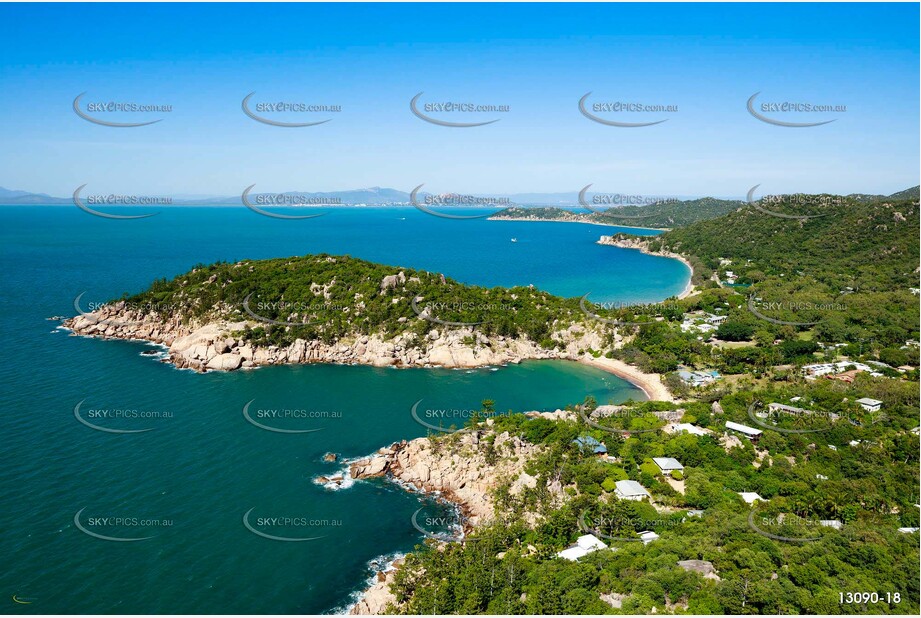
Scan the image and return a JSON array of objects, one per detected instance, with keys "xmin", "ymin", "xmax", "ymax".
[{"xmin": 0, "ymin": 206, "xmax": 688, "ymax": 613}]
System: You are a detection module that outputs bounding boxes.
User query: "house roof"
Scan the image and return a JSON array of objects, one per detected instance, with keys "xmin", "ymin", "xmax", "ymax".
[
  {"xmin": 674, "ymin": 423, "xmax": 709, "ymax": 436},
  {"xmin": 557, "ymin": 546, "xmax": 590, "ymax": 561},
  {"xmin": 576, "ymin": 534, "xmax": 607, "ymax": 551},
  {"xmin": 557, "ymin": 533, "xmax": 608, "ymax": 561},
  {"xmin": 573, "ymin": 435, "xmax": 607, "ymax": 453},
  {"xmin": 725, "ymin": 421, "xmax": 762, "ymax": 436},
  {"xmin": 856, "ymin": 397, "xmax": 882, "ymax": 406},
  {"xmin": 738, "ymin": 492, "xmax": 764, "ymax": 504},
  {"xmin": 652, "ymin": 457, "xmax": 684, "ymax": 471},
  {"xmin": 614, "ymin": 479, "xmax": 650, "ymax": 497}
]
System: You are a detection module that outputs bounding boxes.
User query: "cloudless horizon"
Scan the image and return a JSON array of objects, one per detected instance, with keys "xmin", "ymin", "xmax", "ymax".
[{"xmin": 1, "ymin": 2, "xmax": 918, "ymax": 197}]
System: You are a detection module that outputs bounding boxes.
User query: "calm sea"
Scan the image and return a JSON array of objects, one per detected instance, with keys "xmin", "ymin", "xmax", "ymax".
[{"xmin": 0, "ymin": 206, "xmax": 687, "ymax": 613}]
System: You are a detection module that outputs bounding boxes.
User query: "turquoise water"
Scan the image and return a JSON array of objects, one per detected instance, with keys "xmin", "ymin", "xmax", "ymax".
[{"xmin": 0, "ymin": 206, "xmax": 684, "ymax": 614}]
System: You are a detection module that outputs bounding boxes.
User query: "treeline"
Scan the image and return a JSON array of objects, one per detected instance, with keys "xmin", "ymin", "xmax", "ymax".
[{"xmin": 120, "ymin": 254, "xmax": 604, "ymax": 349}]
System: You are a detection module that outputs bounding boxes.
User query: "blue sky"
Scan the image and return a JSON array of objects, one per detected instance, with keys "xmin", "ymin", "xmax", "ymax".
[{"xmin": 1, "ymin": 2, "xmax": 918, "ymax": 197}]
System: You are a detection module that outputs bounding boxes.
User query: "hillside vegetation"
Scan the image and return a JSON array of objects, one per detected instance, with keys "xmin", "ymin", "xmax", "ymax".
[
  {"xmin": 120, "ymin": 254, "xmax": 591, "ymax": 349},
  {"xmin": 636, "ymin": 194, "xmax": 920, "ymax": 350},
  {"xmin": 491, "ymin": 197, "xmax": 744, "ymax": 229}
]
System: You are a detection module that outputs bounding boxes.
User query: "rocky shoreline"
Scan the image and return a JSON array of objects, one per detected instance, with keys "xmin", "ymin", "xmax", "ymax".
[
  {"xmin": 62, "ymin": 302, "xmax": 617, "ymax": 373},
  {"xmin": 344, "ymin": 416, "xmax": 570, "ymax": 614}
]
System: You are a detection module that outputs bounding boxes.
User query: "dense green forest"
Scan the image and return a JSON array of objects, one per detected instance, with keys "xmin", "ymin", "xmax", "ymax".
[
  {"xmin": 119, "ymin": 254, "xmax": 598, "ymax": 349},
  {"xmin": 610, "ymin": 193, "xmax": 920, "ymax": 361}
]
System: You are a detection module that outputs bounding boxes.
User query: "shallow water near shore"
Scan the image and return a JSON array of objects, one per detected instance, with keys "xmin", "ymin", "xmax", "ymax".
[{"xmin": 0, "ymin": 206, "xmax": 679, "ymax": 613}]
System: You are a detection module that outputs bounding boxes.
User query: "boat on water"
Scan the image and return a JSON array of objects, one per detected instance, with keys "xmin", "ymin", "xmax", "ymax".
[{"xmin": 511, "ymin": 238, "xmax": 518, "ymax": 243}]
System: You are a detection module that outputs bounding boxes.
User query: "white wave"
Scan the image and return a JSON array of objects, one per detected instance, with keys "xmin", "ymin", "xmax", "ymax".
[{"xmin": 328, "ymin": 551, "xmax": 406, "ymax": 615}]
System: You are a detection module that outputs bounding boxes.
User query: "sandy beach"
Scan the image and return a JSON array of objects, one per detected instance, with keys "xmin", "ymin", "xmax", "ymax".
[{"xmin": 578, "ymin": 355, "xmax": 675, "ymax": 402}]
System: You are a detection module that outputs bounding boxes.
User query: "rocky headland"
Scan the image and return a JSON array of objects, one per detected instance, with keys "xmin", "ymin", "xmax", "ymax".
[
  {"xmin": 345, "ymin": 414, "xmax": 573, "ymax": 614},
  {"xmin": 64, "ymin": 301, "xmax": 616, "ymax": 373}
]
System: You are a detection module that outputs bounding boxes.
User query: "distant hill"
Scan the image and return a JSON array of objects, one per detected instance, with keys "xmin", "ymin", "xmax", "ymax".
[
  {"xmin": 889, "ymin": 185, "xmax": 920, "ymax": 200},
  {"xmin": 0, "ymin": 186, "xmax": 417, "ymax": 206},
  {"xmin": 0, "ymin": 187, "xmax": 67, "ymax": 204},
  {"xmin": 491, "ymin": 197, "xmax": 744, "ymax": 229}
]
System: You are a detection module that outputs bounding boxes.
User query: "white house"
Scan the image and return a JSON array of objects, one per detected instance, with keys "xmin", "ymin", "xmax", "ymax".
[
  {"xmin": 652, "ymin": 457, "xmax": 684, "ymax": 473},
  {"xmin": 557, "ymin": 533, "xmax": 608, "ymax": 561},
  {"xmin": 856, "ymin": 398, "xmax": 882, "ymax": 413},
  {"xmin": 614, "ymin": 480, "xmax": 651, "ymax": 501},
  {"xmin": 725, "ymin": 421, "xmax": 762, "ymax": 440},
  {"xmin": 738, "ymin": 492, "xmax": 765, "ymax": 505},
  {"xmin": 819, "ymin": 520, "xmax": 843, "ymax": 530},
  {"xmin": 672, "ymin": 423, "xmax": 710, "ymax": 436},
  {"xmin": 768, "ymin": 402, "xmax": 809, "ymax": 416},
  {"xmin": 638, "ymin": 531, "xmax": 659, "ymax": 545}
]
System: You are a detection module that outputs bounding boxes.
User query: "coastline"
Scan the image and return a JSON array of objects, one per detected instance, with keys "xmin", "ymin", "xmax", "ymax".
[
  {"xmin": 489, "ymin": 215, "xmax": 671, "ymax": 232},
  {"xmin": 597, "ymin": 235, "xmax": 696, "ymax": 300},
  {"xmin": 63, "ymin": 315, "xmax": 674, "ymax": 404},
  {"xmin": 577, "ymin": 355, "xmax": 674, "ymax": 403},
  {"xmin": 343, "ymin": 423, "xmax": 557, "ymax": 614}
]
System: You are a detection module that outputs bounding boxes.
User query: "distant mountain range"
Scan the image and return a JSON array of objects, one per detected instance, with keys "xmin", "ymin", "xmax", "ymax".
[
  {"xmin": 0, "ymin": 186, "xmax": 419, "ymax": 206},
  {"xmin": 1, "ymin": 185, "xmax": 917, "ymax": 207}
]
